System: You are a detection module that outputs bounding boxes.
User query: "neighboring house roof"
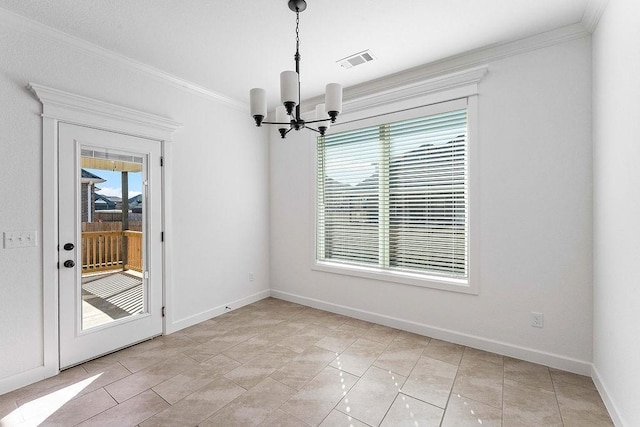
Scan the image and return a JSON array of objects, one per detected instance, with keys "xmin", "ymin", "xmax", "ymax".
[
  {"xmin": 127, "ymin": 194, "xmax": 143, "ymax": 210},
  {"xmin": 94, "ymin": 193, "xmax": 116, "ymax": 209},
  {"xmin": 81, "ymin": 169, "xmax": 106, "ymax": 184}
]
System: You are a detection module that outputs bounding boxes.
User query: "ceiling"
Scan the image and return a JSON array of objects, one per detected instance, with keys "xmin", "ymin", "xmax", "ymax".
[{"xmin": 0, "ymin": 0, "xmax": 594, "ymax": 109}]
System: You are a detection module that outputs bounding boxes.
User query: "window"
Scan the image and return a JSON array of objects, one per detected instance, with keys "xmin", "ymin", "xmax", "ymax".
[{"xmin": 316, "ymin": 100, "xmax": 471, "ymax": 289}]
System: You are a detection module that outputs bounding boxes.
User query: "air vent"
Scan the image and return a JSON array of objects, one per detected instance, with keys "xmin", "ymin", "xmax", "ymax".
[{"xmin": 337, "ymin": 50, "xmax": 376, "ymax": 69}]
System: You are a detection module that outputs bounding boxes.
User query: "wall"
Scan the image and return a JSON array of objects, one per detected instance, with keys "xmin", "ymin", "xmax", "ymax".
[
  {"xmin": 592, "ymin": 0, "xmax": 640, "ymax": 424},
  {"xmin": 0, "ymin": 11, "xmax": 270, "ymax": 390},
  {"xmin": 270, "ymin": 36, "xmax": 593, "ymax": 372}
]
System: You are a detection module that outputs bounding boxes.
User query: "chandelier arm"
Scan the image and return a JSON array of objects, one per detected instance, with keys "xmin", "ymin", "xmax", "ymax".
[
  {"xmin": 261, "ymin": 121, "xmax": 293, "ymax": 125},
  {"xmin": 305, "ymin": 119, "xmax": 331, "ymax": 125},
  {"xmin": 261, "ymin": 120, "xmax": 324, "ymax": 128},
  {"xmin": 307, "ymin": 123, "xmax": 329, "ymax": 136}
]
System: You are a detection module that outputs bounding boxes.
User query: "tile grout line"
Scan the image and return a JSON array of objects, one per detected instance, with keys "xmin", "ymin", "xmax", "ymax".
[
  {"xmin": 439, "ymin": 346, "xmax": 466, "ymax": 427},
  {"xmin": 77, "ymin": 386, "xmax": 119, "ymax": 426},
  {"xmin": 277, "ymin": 362, "xmax": 350, "ymax": 426},
  {"xmin": 551, "ymin": 376, "xmax": 567, "ymax": 426},
  {"xmin": 323, "ymin": 324, "xmax": 395, "ymax": 427},
  {"xmin": 501, "ymin": 350, "xmax": 505, "ymax": 427},
  {"xmin": 146, "ymin": 388, "xmax": 171, "ymax": 421}
]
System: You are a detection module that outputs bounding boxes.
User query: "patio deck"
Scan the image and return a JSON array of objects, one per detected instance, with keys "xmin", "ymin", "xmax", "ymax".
[{"xmin": 81, "ymin": 270, "xmax": 144, "ymax": 329}]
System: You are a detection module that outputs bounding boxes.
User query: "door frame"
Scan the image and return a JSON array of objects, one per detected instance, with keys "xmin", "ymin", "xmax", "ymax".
[{"xmin": 29, "ymin": 83, "xmax": 181, "ymax": 378}]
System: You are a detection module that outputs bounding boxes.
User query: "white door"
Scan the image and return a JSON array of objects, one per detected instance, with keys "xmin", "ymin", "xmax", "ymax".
[{"xmin": 58, "ymin": 123, "xmax": 163, "ymax": 368}]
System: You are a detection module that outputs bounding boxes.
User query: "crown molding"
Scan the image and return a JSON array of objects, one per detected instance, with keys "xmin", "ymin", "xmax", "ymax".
[
  {"xmin": 0, "ymin": 7, "xmax": 247, "ymax": 112},
  {"xmin": 303, "ymin": 22, "xmax": 590, "ymax": 114},
  {"xmin": 582, "ymin": 0, "xmax": 610, "ymax": 33},
  {"xmin": 3, "ymin": 5, "xmax": 596, "ymax": 116}
]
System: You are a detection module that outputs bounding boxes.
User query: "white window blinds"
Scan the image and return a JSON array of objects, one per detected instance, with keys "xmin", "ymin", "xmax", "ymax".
[{"xmin": 317, "ymin": 107, "xmax": 468, "ymax": 280}]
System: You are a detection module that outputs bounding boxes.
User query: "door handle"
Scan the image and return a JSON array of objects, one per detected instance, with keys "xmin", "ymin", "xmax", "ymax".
[
  {"xmin": 63, "ymin": 260, "xmax": 75, "ymax": 268},
  {"xmin": 63, "ymin": 243, "xmax": 74, "ymax": 251}
]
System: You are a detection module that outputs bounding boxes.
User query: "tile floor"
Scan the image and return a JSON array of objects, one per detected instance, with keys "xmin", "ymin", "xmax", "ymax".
[{"xmin": 0, "ymin": 298, "xmax": 613, "ymax": 426}]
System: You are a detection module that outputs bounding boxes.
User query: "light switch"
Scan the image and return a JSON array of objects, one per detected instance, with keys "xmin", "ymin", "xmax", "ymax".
[{"xmin": 3, "ymin": 231, "xmax": 37, "ymax": 249}]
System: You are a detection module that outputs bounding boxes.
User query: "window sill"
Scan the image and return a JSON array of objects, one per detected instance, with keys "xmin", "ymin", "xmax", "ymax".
[{"xmin": 312, "ymin": 260, "xmax": 478, "ymax": 295}]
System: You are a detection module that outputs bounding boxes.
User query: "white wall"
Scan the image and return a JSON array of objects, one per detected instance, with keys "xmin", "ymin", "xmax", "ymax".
[
  {"xmin": 270, "ymin": 37, "xmax": 593, "ymax": 372},
  {"xmin": 0, "ymin": 12, "xmax": 270, "ymax": 389},
  {"xmin": 592, "ymin": 0, "xmax": 640, "ymax": 425}
]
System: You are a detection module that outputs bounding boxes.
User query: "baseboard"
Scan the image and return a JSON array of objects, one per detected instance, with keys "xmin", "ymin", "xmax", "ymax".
[
  {"xmin": 270, "ymin": 289, "xmax": 593, "ymax": 375},
  {"xmin": 0, "ymin": 365, "xmax": 59, "ymax": 396},
  {"xmin": 592, "ymin": 365, "xmax": 624, "ymax": 426},
  {"xmin": 167, "ymin": 289, "xmax": 271, "ymax": 334}
]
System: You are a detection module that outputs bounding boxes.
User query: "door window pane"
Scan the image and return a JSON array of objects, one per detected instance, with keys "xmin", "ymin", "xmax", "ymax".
[{"xmin": 79, "ymin": 147, "xmax": 146, "ymax": 330}]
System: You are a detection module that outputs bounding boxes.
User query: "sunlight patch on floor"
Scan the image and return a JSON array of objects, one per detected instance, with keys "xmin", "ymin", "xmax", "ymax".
[{"xmin": 1, "ymin": 373, "xmax": 102, "ymax": 426}]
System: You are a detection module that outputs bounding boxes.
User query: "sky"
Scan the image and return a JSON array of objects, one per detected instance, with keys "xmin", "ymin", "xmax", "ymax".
[{"xmin": 86, "ymin": 169, "xmax": 142, "ymax": 199}]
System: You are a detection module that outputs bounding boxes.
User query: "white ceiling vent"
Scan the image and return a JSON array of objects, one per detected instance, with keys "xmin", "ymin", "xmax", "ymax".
[{"xmin": 337, "ymin": 50, "xmax": 376, "ymax": 69}]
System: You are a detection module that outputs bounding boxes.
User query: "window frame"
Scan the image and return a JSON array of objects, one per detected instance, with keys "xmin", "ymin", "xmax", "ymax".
[{"xmin": 312, "ymin": 95, "xmax": 479, "ymax": 295}]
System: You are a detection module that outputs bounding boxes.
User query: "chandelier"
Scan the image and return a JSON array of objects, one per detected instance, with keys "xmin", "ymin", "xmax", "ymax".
[{"xmin": 249, "ymin": 0, "xmax": 343, "ymax": 139}]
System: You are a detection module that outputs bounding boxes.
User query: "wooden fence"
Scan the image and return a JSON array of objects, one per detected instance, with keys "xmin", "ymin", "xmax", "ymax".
[{"xmin": 81, "ymin": 230, "xmax": 143, "ymax": 274}]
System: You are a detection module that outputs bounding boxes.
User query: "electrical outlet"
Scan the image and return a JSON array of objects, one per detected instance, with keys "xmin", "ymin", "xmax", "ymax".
[
  {"xmin": 4, "ymin": 231, "xmax": 37, "ymax": 249},
  {"xmin": 248, "ymin": 272, "xmax": 255, "ymax": 282},
  {"xmin": 531, "ymin": 312, "xmax": 544, "ymax": 328}
]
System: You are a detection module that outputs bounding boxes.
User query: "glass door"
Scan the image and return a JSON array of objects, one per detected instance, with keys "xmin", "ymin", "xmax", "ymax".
[{"xmin": 58, "ymin": 123, "xmax": 163, "ymax": 368}]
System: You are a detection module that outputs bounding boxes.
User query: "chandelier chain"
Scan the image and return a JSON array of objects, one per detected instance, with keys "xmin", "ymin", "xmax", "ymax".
[{"xmin": 295, "ymin": 11, "xmax": 300, "ymax": 54}]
